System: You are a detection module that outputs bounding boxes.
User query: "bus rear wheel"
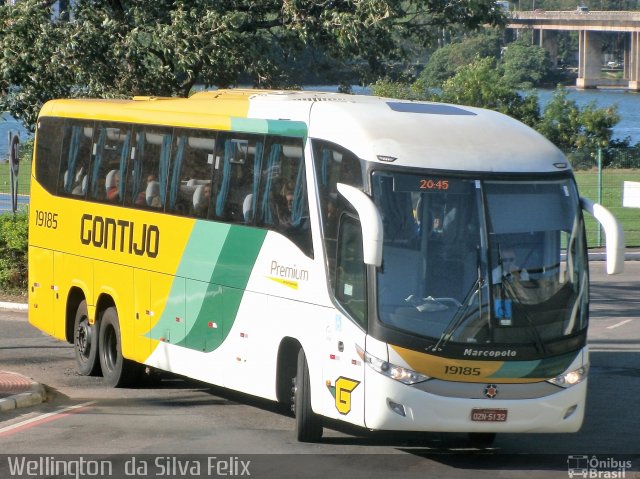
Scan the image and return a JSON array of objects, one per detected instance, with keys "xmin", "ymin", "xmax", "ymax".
[
  {"xmin": 73, "ymin": 300, "xmax": 101, "ymax": 376},
  {"xmin": 98, "ymin": 306, "xmax": 140, "ymax": 387},
  {"xmin": 293, "ymin": 349, "xmax": 323, "ymax": 442}
]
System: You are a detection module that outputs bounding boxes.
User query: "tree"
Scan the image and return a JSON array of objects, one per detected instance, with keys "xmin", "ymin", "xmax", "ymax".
[
  {"xmin": 501, "ymin": 40, "xmax": 552, "ymax": 89},
  {"xmin": 0, "ymin": 0, "xmax": 505, "ymax": 130},
  {"xmin": 373, "ymin": 62, "xmax": 618, "ymax": 155},
  {"xmin": 418, "ymin": 29, "xmax": 503, "ymax": 87},
  {"xmin": 440, "ymin": 57, "xmax": 540, "ymax": 127},
  {"xmin": 536, "ymin": 87, "xmax": 619, "ymax": 154}
]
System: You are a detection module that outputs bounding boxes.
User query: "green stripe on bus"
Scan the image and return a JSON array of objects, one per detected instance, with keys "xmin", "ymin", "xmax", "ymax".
[
  {"xmin": 231, "ymin": 117, "xmax": 307, "ymax": 138},
  {"xmin": 488, "ymin": 351, "xmax": 579, "ymax": 379},
  {"xmin": 147, "ymin": 223, "xmax": 267, "ymax": 353},
  {"xmin": 523, "ymin": 351, "xmax": 579, "ymax": 379}
]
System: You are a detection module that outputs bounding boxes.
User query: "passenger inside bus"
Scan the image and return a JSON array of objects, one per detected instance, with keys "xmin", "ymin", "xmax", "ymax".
[
  {"xmin": 193, "ymin": 184, "xmax": 211, "ymax": 217},
  {"xmin": 492, "ymin": 247, "xmax": 530, "ymax": 284},
  {"xmin": 106, "ymin": 170, "xmax": 120, "ymax": 202},
  {"xmin": 146, "ymin": 182, "xmax": 162, "ymax": 208}
]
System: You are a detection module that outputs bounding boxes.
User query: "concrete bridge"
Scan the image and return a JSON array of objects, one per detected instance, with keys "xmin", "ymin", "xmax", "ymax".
[{"xmin": 508, "ymin": 10, "xmax": 640, "ymax": 90}]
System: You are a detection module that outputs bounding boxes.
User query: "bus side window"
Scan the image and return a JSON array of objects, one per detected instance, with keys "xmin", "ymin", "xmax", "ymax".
[
  {"xmin": 212, "ymin": 133, "xmax": 262, "ymax": 223},
  {"xmin": 166, "ymin": 129, "xmax": 215, "ymax": 218},
  {"xmin": 257, "ymin": 137, "xmax": 312, "ymax": 257},
  {"xmin": 87, "ymin": 123, "xmax": 131, "ymax": 204},
  {"xmin": 34, "ymin": 117, "xmax": 65, "ymax": 195},
  {"xmin": 311, "ymin": 140, "xmax": 363, "ymax": 290},
  {"xmin": 57, "ymin": 120, "xmax": 94, "ymax": 198},
  {"xmin": 125, "ymin": 126, "xmax": 173, "ymax": 210},
  {"xmin": 335, "ymin": 215, "xmax": 367, "ymax": 328}
]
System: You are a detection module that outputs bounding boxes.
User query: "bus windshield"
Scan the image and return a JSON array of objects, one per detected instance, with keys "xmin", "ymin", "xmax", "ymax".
[{"xmin": 372, "ymin": 171, "xmax": 588, "ymax": 351}]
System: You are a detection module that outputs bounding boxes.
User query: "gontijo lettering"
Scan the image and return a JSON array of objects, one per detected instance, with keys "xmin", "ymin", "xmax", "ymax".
[{"xmin": 80, "ymin": 214, "xmax": 159, "ymax": 258}]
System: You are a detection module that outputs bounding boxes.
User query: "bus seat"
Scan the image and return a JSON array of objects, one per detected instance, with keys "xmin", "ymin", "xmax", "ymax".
[
  {"xmin": 146, "ymin": 180, "xmax": 161, "ymax": 207},
  {"xmin": 105, "ymin": 170, "xmax": 118, "ymax": 190},
  {"xmin": 187, "ymin": 178, "xmax": 210, "ymax": 187},
  {"xmin": 242, "ymin": 193, "xmax": 253, "ymax": 222},
  {"xmin": 63, "ymin": 170, "xmax": 71, "ymax": 191},
  {"xmin": 192, "ymin": 185, "xmax": 203, "ymax": 208},
  {"xmin": 72, "ymin": 175, "xmax": 88, "ymax": 196}
]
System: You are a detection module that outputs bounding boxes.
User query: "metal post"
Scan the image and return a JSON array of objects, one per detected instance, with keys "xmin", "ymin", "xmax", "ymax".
[
  {"xmin": 597, "ymin": 148, "xmax": 603, "ymax": 247},
  {"xmin": 9, "ymin": 131, "xmax": 20, "ymax": 214}
]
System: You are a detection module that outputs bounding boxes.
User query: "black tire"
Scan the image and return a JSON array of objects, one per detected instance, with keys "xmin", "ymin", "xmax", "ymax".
[
  {"xmin": 73, "ymin": 300, "xmax": 101, "ymax": 376},
  {"xmin": 98, "ymin": 306, "xmax": 140, "ymax": 387},
  {"xmin": 468, "ymin": 432, "xmax": 497, "ymax": 448},
  {"xmin": 293, "ymin": 349, "xmax": 323, "ymax": 442}
]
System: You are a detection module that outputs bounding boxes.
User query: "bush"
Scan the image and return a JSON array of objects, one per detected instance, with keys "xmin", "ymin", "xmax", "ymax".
[{"xmin": 0, "ymin": 208, "xmax": 29, "ymax": 293}]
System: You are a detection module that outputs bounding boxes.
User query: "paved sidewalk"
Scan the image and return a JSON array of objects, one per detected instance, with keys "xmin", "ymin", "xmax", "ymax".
[
  {"xmin": 0, "ymin": 301, "xmax": 27, "ymax": 312},
  {"xmin": 0, "ymin": 371, "xmax": 46, "ymax": 412}
]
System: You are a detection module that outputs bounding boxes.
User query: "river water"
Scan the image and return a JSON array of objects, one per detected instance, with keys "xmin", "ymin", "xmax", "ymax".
[
  {"xmin": 536, "ymin": 88, "xmax": 640, "ymax": 144},
  {"xmin": 2, "ymin": 87, "xmax": 640, "ymax": 158}
]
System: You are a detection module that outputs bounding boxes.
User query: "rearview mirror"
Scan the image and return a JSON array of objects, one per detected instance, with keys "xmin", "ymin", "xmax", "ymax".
[
  {"xmin": 580, "ymin": 197, "xmax": 624, "ymax": 274},
  {"xmin": 337, "ymin": 183, "xmax": 383, "ymax": 267}
]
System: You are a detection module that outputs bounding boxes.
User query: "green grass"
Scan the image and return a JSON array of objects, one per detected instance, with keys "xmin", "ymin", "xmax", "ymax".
[
  {"xmin": 0, "ymin": 161, "xmax": 31, "ymax": 196},
  {"xmin": 574, "ymin": 169, "xmax": 640, "ymax": 248}
]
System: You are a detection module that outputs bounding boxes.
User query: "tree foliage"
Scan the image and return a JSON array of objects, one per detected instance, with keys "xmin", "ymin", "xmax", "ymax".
[
  {"xmin": 440, "ymin": 57, "xmax": 540, "ymax": 127},
  {"xmin": 536, "ymin": 87, "xmax": 619, "ymax": 154},
  {"xmin": 0, "ymin": 209, "xmax": 28, "ymax": 292},
  {"xmin": 501, "ymin": 40, "xmax": 552, "ymax": 89},
  {"xmin": 0, "ymin": 0, "xmax": 505, "ymax": 130},
  {"xmin": 418, "ymin": 30, "xmax": 503, "ymax": 88},
  {"xmin": 372, "ymin": 56, "xmax": 619, "ymax": 155}
]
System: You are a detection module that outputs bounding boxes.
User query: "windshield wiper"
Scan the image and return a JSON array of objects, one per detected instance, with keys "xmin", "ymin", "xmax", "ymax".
[{"xmin": 432, "ymin": 250, "xmax": 485, "ymax": 352}]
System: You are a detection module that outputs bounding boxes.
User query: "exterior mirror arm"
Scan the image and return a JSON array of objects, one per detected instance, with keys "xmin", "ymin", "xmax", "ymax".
[
  {"xmin": 580, "ymin": 197, "xmax": 624, "ymax": 274},
  {"xmin": 337, "ymin": 183, "xmax": 383, "ymax": 267}
]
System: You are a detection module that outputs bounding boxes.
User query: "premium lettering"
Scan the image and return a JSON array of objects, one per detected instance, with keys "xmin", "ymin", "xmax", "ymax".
[
  {"xmin": 270, "ymin": 260, "xmax": 309, "ymax": 281},
  {"xmin": 80, "ymin": 214, "xmax": 159, "ymax": 258}
]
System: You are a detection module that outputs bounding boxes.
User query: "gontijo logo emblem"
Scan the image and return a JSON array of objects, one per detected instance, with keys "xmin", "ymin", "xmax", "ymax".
[{"xmin": 326, "ymin": 377, "xmax": 360, "ymax": 415}]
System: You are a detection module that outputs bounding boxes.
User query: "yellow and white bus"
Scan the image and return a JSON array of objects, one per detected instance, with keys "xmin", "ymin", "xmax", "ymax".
[{"xmin": 29, "ymin": 89, "xmax": 624, "ymax": 444}]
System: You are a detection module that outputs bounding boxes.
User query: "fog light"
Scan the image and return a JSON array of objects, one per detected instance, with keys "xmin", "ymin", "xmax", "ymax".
[
  {"xmin": 563, "ymin": 404, "xmax": 578, "ymax": 420},
  {"xmin": 388, "ymin": 399, "xmax": 406, "ymax": 417}
]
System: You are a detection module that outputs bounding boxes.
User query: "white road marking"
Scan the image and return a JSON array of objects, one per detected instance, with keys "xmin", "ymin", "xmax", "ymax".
[
  {"xmin": 606, "ymin": 319, "xmax": 633, "ymax": 330},
  {"xmin": 0, "ymin": 401, "xmax": 96, "ymax": 436}
]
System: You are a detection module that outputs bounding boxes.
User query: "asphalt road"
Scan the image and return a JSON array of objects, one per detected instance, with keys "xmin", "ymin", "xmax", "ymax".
[{"xmin": 0, "ymin": 261, "xmax": 638, "ymax": 479}]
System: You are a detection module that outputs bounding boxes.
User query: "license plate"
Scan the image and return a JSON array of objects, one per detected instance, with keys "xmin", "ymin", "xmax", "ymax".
[{"xmin": 471, "ymin": 408, "xmax": 508, "ymax": 422}]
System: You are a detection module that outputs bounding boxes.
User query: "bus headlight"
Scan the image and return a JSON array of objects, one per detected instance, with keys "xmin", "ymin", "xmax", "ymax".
[
  {"xmin": 547, "ymin": 365, "xmax": 588, "ymax": 388},
  {"xmin": 356, "ymin": 346, "xmax": 429, "ymax": 385}
]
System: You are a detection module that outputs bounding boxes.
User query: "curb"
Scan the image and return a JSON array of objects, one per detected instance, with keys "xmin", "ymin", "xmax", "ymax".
[
  {"xmin": 0, "ymin": 372, "xmax": 46, "ymax": 412},
  {"xmin": 0, "ymin": 385, "xmax": 47, "ymax": 412},
  {"xmin": 0, "ymin": 301, "xmax": 28, "ymax": 312}
]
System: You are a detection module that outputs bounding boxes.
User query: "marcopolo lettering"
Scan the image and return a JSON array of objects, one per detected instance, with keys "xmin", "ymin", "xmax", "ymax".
[
  {"xmin": 80, "ymin": 214, "xmax": 159, "ymax": 258},
  {"xmin": 463, "ymin": 348, "xmax": 517, "ymax": 358}
]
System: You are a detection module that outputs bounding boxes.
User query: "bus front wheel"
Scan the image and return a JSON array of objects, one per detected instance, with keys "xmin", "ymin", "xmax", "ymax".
[
  {"xmin": 73, "ymin": 300, "xmax": 101, "ymax": 376},
  {"xmin": 293, "ymin": 349, "xmax": 323, "ymax": 442},
  {"xmin": 98, "ymin": 306, "xmax": 139, "ymax": 387}
]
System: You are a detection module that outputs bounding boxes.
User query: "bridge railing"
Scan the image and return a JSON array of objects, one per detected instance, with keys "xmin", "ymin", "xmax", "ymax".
[{"xmin": 511, "ymin": 10, "xmax": 640, "ymax": 21}]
